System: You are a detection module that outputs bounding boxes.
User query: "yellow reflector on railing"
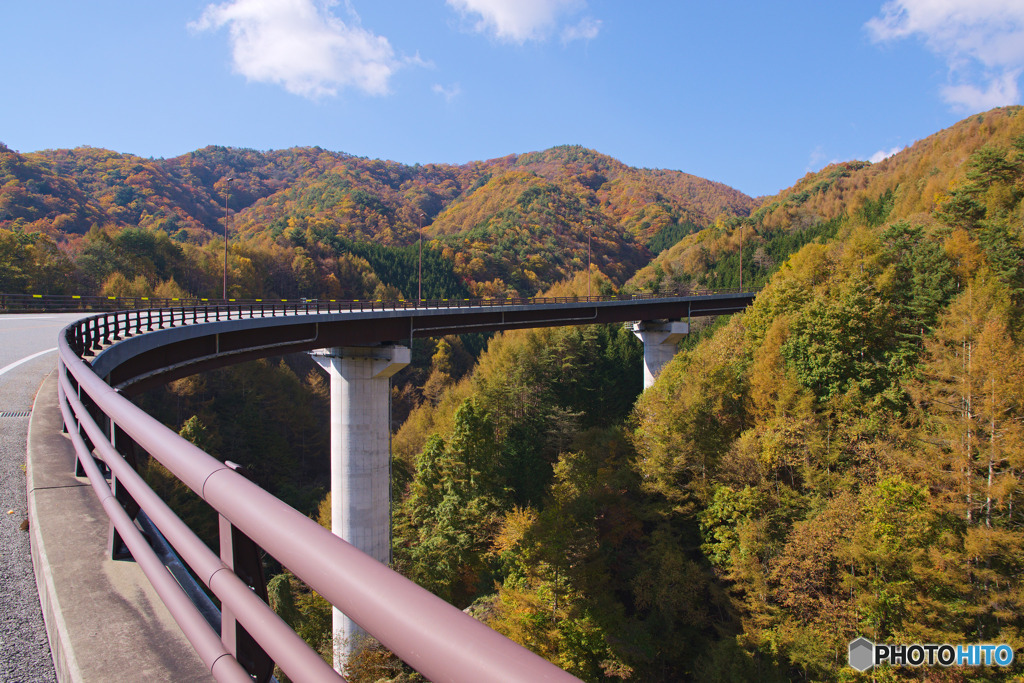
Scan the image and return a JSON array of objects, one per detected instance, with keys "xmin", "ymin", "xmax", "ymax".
[
  {"xmin": 72, "ymin": 296, "xmax": 80, "ymax": 299},
  {"xmin": 141, "ymin": 297, "xmax": 149, "ymax": 300},
  {"xmin": 33, "ymin": 294, "xmax": 42, "ymax": 298},
  {"xmin": 255, "ymin": 299, "xmax": 262, "ymax": 302},
  {"xmin": 229, "ymin": 299, "xmax": 236, "ymax": 302}
]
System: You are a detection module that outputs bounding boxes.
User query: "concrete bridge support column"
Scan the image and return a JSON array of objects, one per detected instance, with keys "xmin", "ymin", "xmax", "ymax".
[
  {"xmin": 312, "ymin": 344, "xmax": 410, "ymax": 674},
  {"xmin": 632, "ymin": 321, "xmax": 689, "ymax": 389}
]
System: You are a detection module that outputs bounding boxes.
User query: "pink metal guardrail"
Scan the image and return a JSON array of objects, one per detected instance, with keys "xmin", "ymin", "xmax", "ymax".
[
  {"xmin": 53, "ymin": 289, "xmax": 759, "ymax": 681},
  {"xmin": 57, "ymin": 303, "xmax": 598, "ymax": 682}
]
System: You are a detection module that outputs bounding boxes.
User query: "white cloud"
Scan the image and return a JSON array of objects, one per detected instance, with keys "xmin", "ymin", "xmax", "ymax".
[
  {"xmin": 191, "ymin": 0, "xmax": 399, "ymax": 99},
  {"xmin": 432, "ymin": 83, "xmax": 462, "ymax": 102},
  {"xmin": 869, "ymin": 146, "xmax": 904, "ymax": 163},
  {"xmin": 866, "ymin": 0, "xmax": 1024, "ymax": 111},
  {"xmin": 446, "ymin": 0, "xmax": 595, "ymax": 44},
  {"xmin": 806, "ymin": 145, "xmax": 842, "ymax": 173},
  {"xmin": 941, "ymin": 69, "xmax": 1022, "ymax": 110},
  {"xmin": 561, "ymin": 17, "xmax": 601, "ymax": 44}
]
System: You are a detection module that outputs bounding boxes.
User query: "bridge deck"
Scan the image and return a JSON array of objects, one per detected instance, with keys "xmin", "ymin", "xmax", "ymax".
[
  {"xmin": 13, "ymin": 291, "xmax": 756, "ymax": 682},
  {"xmin": 83, "ymin": 293, "xmax": 755, "ymax": 394}
]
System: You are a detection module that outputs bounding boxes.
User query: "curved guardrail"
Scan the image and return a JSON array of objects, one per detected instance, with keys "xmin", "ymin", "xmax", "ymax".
[
  {"xmin": 53, "ymin": 290, "xmax": 759, "ymax": 682},
  {"xmin": 57, "ymin": 306, "xmax": 596, "ymax": 682},
  {"xmin": 3, "ymin": 286, "xmax": 752, "ymax": 314}
]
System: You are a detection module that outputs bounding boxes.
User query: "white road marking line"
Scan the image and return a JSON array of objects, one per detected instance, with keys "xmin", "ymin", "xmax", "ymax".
[
  {"xmin": 0, "ymin": 348, "xmax": 58, "ymax": 377},
  {"xmin": 0, "ymin": 315, "xmax": 59, "ymax": 320}
]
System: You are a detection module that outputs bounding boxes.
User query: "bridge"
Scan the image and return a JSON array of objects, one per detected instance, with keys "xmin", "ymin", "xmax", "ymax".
[{"xmin": 5, "ymin": 289, "xmax": 756, "ymax": 682}]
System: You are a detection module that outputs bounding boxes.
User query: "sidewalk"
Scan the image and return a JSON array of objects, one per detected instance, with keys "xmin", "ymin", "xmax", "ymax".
[{"xmin": 26, "ymin": 370, "xmax": 212, "ymax": 682}]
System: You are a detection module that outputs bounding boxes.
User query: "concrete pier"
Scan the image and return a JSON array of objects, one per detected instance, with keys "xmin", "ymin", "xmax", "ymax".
[
  {"xmin": 311, "ymin": 344, "xmax": 409, "ymax": 673},
  {"xmin": 632, "ymin": 321, "xmax": 689, "ymax": 389}
]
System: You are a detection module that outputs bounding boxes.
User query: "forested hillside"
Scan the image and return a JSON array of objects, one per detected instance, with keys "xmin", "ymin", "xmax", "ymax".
[
  {"xmin": 0, "ymin": 142, "xmax": 753, "ymax": 300},
  {"xmin": 631, "ymin": 106, "xmax": 1024, "ymax": 293},
  {"xmin": 619, "ymin": 109, "xmax": 1024, "ymax": 680},
  {"xmin": 268, "ymin": 107, "xmax": 1024, "ymax": 682},
  {"xmin": 5, "ymin": 107, "xmax": 1024, "ymax": 681}
]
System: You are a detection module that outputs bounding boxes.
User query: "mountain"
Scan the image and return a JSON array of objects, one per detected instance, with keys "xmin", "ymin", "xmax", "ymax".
[
  {"xmin": 425, "ymin": 146, "xmax": 754, "ymax": 294},
  {"xmin": 629, "ymin": 105, "xmax": 1024, "ymax": 292},
  {"xmin": 4, "ymin": 108, "xmax": 1021, "ymax": 299},
  {"xmin": 0, "ymin": 142, "xmax": 755, "ymax": 298},
  {"xmin": 225, "ymin": 144, "xmax": 755, "ymax": 295}
]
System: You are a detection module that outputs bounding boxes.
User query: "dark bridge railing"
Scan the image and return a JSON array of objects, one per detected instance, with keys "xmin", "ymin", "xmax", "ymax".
[
  {"xmin": 52, "ymin": 290, "xmax": 758, "ymax": 682},
  {"xmin": 3, "ymin": 285, "xmax": 753, "ymax": 314}
]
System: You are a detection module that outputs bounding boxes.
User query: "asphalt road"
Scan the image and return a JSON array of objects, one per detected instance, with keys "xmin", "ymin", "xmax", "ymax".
[{"xmin": 0, "ymin": 314, "xmax": 87, "ymax": 683}]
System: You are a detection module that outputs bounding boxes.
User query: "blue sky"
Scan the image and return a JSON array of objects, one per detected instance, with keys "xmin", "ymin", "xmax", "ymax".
[{"xmin": 2, "ymin": 0, "xmax": 1023, "ymax": 198}]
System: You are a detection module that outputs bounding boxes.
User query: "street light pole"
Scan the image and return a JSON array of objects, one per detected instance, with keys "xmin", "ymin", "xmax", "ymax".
[
  {"xmin": 418, "ymin": 211, "xmax": 423, "ymax": 302},
  {"xmin": 738, "ymin": 221, "xmax": 743, "ymax": 291},
  {"xmin": 223, "ymin": 177, "xmax": 234, "ymax": 300},
  {"xmin": 587, "ymin": 226, "xmax": 592, "ymax": 299}
]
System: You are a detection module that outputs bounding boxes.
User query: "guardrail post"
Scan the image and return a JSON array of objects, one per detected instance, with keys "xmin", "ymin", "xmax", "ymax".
[
  {"xmin": 72, "ymin": 388, "xmax": 88, "ymax": 477},
  {"xmin": 218, "ymin": 462, "xmax": 274, "ymax": 683},
  {"xmin": 74, "ymin": 392, "xmax": 108, "ymax": 479},
  {"xmin": 68, "ymin": 327, "xmax": 82, "ymax": 357},
  {"xmin": 60, "ymin": 364, "xmax": 77, "ymax": 435},
  {"xmin": 100, "ymin": 314, "xmax": 111, "ymax": 346},
  {"xmin": 108, "ymin": 423, "xmax": 142, "ymax": 560},
  {"xmin": 80, "ymin": 319, "xmax": 91, "ymax": 353}
]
